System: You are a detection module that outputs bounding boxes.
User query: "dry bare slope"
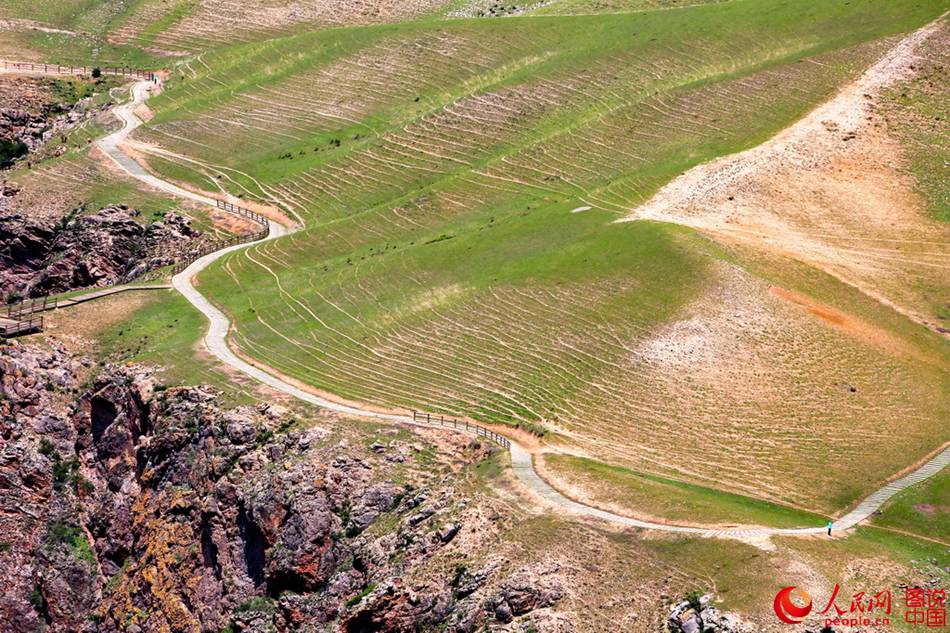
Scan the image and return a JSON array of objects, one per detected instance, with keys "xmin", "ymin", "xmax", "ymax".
[{"xmin": 624, "ymin": 18, "xmax": 950, "ymax": 334}]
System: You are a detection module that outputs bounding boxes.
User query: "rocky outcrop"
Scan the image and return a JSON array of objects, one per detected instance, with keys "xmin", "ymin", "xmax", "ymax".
[
  {"xmin": 0, "ymin": 204, "xmax": 197, "ymax": 300},
  {"xmin": 0, "ymin": 75, "xmax": 111, "ymax": 167},
  {"xmin": 0, "ymin": 340, "xmax": 96, "ymax": 631},
  {"xmin": 667, "ymin": 595, "xmax": 754, "ymax": 633},
  {"xmin": 0, "ymin": 341, "xmax": 564, "ymax": 632}
]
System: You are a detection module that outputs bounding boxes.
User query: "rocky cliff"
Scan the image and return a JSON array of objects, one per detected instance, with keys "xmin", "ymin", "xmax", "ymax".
[
  {"xmin": 0, "ymin": 75, "xmax": 112, "ymax": 167},
  {"xmin": 0, "ymin": 204, "xmax": 198, "ymax": 300},
  {"xmin": 0, "ymin": 340, "xmax": 566, "ymax": 632}
]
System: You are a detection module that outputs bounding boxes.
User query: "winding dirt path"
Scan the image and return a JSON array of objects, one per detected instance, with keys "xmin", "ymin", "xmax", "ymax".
[{"xmin": 80, "ymin": 67, "xmax": 949, "ymax": 541}]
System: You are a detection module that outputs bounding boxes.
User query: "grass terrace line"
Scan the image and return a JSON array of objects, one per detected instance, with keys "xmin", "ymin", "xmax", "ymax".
[
  {"xmin": 77, "ymin": 59, "xmax": 950, "ymax": 539},
  {"xmin": 147, "ymin": 0, "xmax": 950, "ymax": 513}
]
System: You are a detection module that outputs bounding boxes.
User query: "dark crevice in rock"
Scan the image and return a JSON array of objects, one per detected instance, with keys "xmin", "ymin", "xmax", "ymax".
[
  {"xmin": 345, "ymin": 609, "xmax": 385, "ymax": 633},
  {"xmin": 31, "ymin": 583, "xmax": 53, "ymax": 626},
  {"xmin": 266, "ymin": 568, "xmax": 313, "ymax": 599},
  {"xmin": 200, "ymin": 512, "xmax": 222, "ymax": 582},
  {"xmin": 237, "ymin": 502, "xmax": 267, "ymax": 587},
  {"xmin": 90, "ymin": 396, "xmax": 117, "ymax": 446}
]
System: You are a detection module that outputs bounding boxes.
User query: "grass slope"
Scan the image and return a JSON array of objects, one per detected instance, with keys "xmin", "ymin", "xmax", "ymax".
[
  {"xmin": 541, "ymin": 453, "xmax": 829, "ymax": 528},
  {"xmin": 96, "ymin": 291, "xmax": 255, "ymax": 404},
  {"xmin": 124, "ymin": 0, "xmax": 950, "ymax": 513},
  {"xmin": 872, "ymin": 469, "xmax": 949, "ymax": 543},
  {"xmin": 0, "ymin": 0, "xmax": 170, "ymax": 66}
]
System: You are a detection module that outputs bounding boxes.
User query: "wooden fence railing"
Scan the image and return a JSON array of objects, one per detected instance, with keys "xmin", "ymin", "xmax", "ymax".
[
  {"xmin": 0, "ymin": 314, "xmax": 43, "ymax": 338},
  {"xmin": 5, "ymin": 295, "xmax": 58, "ymax": 320},
  {"xmin": 411, "ymin": 411, "xmax": 511, "ymax": 448},
  {"xmin": 159, "ymin": 227, "xmax": 270, "ymax": 278},
  {"xmin": 215, "ymin": 199, "xmax": 268, "ymax": 226},
  {"xmin": 1, "ymin": 60, "xmax": 155, "ymax": 79}
]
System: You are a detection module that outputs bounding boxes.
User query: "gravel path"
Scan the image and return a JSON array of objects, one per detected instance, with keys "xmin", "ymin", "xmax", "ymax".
[
  {"xmin": 87, "ymin": 74, "xmax": 948, "ymax": 541},
  {"xmin": 97, "ymin": 82, "xmax": 222, "ymax": 208}
]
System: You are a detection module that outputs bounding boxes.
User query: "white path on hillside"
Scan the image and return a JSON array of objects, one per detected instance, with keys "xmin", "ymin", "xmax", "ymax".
[
  {"xmin": 77, "ymin": 68, "xmax": 948, "ymax": 540},
  {"xmin": 96, "ymin": 82, "xmax": 223, "ymax": 209}
]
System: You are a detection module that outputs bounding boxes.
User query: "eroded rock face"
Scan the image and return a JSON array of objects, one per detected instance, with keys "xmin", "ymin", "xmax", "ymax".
[
  {"xmin": 0, "ymin": 341, "xmax": 564, "ymax": 632},
  {"xmin": 0, "ymin": 204, "xmax": 197, "ymax": 299},
  {"xmin": 0, "ymin": 75, "xmax": 111, "ymax": 167}
]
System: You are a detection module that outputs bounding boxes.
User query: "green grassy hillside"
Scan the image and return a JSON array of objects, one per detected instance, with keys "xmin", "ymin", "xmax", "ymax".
[
  {"xmin": 4, "ymin": 0, "xmax": 946, "ymax": 518},
  {"xmin": 118, "ymin": 0, "xmax": 950, "ymax": 514},
  {"xmin": 873, "ymin": 469, "xmax": 949, "ymax": 542}
]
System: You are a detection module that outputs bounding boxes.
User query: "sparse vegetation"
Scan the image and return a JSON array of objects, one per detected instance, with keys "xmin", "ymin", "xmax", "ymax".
[
  {"xmin": 872, "ymin": 470, "xmax": 949, "ymax": 542},
  {"xmin": 232, "ymin": 596, "xmax": 276, "ymax": 619},
  {"xmin": 346, "ymin": 583, "xmax": 377, "ymax": 607},
  {"xmin": 541, "ymin": 453, "xmax": 830, "ymax": 528},
  {"xmin": 47, "ymin": 521, "xmax": 96, "ymax": 566}
]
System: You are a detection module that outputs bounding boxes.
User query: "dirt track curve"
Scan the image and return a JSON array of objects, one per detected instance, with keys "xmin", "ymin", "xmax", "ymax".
[{"xmin": 45, "ymin": 47, "xmax": 946, "ymax": 541}]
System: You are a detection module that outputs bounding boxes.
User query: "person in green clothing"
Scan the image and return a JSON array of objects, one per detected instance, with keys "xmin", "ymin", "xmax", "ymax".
[{"xmin": 827, "ymin": 521, "xmax": 834, "ymax": 536}]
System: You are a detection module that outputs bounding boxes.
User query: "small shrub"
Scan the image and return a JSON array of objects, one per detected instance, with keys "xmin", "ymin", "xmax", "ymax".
[
  {"xmin": 51, "ymin": 457, "xmax": 76, "ymax": 487},
  {"xmin": 73, "ymin": 473, "xmax": 95, "ymax": 495},
  {"xmin": 345, "ymin": 583, "xmax": 376, "ymax": 607},
  {"xmin": 47, "ymin": 521, "xmax": 96, "ymax": 565},
  {"xmin": 423, "ymin": 233, "xmax": 455, "ymax": 245},
  {"xmin": 450, "ymin": 564, "xmax": 467, "ymax": 588},
  {"xmin": 234, "ymin": 596, "xmax": 275, "ymax": 615},
  {"xmin": 91, "ymin": 67, "xmax": 102, "ymax": 79},
  {"xmin": 28, "ymin": 588, "xmax": 43, "ymax": 609},
  {"xmin": 38, "ymin": 439, "xmax": 56, "ymax": 458},
  {"xmin": 0, "ymin": 138, "xmax": 28, "ymax": 168}
]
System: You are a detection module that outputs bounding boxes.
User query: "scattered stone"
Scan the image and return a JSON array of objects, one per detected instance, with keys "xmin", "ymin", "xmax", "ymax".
[
  {"xmin": 438, "ymin": 522, "xmax": 461, "ymax": 543},
  {"xmin": 667, "ymin": 595, "xmax": 754, "ymax": 633}
]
